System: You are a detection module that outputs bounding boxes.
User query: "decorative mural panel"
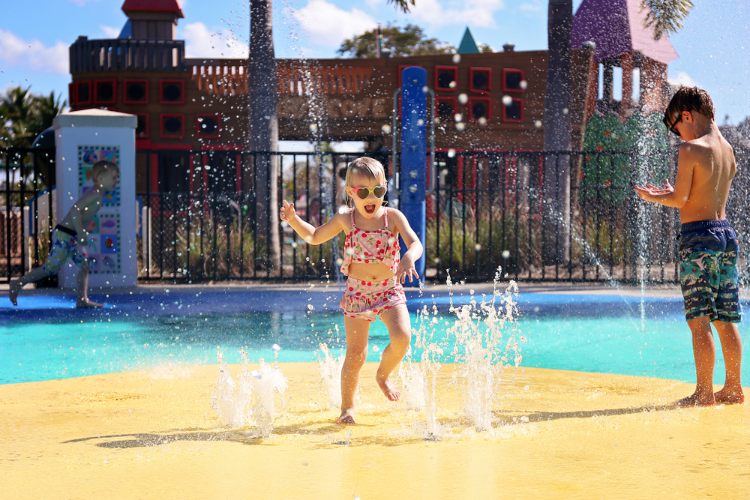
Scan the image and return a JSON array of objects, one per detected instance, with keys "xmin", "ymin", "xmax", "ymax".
[{"xmin": 77, "ymin": 145, "xmax": 121, "ymax": 274}]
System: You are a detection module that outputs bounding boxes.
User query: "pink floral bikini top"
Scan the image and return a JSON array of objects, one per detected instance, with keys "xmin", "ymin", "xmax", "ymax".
[{"xmin": 340, "ymin": 208, "xmax": 401, "ymax": 276}]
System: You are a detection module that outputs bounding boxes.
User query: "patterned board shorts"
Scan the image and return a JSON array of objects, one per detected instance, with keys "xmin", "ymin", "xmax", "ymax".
[
  {"xmin": 679, "ymin": 220, "xmax": 741, "ymax": 323},
  {"xmin": 340, "ymin": 276, "xmax": 406, "ymax": 322},
  {"xmin": 42, "ymin": 229, "xmax": 90, "ymax": 273}
]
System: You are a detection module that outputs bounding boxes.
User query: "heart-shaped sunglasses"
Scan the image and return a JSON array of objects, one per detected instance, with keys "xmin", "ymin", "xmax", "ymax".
[{"xmin": 353, "ymin": 185, "xmax": 387, "ymax": 199}]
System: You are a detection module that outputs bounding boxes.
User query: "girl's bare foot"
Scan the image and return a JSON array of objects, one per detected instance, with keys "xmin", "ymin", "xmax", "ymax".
[
  {"xmin": 76, "ymin": 298, "xmax": 103, "ymax": 308},
  {"xmin": 676, "ymin": 392, "xmax": 716, "ymax": 407},
  {"xmin": 376, "ymin": 375, "xmax": 400, "ymax": 401},
  {"xmin": 9, "ymin": 280, "xmax": 21, "ymax": 306},
  {"xmin": 336, "ymin": 409, "xmax": 356, "ymax": 424},
  {"xmin": 714, "ymin": 387, "xmax": 745, "ymax": 405}
]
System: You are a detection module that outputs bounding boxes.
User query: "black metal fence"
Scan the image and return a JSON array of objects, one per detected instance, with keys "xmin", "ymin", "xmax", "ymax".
[
  {"xmin": 3, "ymin": 146, "xmax": 748, "ymax": 285},
  {"xmin": 1, "ymin": 147, "xmax": 56, "ymax": 284}
]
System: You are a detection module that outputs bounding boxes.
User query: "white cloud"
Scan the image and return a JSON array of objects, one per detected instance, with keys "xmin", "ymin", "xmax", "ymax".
[
  {"xmin": 408, "ymin": 0, "xmax": 505, "ymax": 28},
  {"xmin": 100, "ymin": 25, "xmax": 121, "ymax": 38},
  {"xmin": 181, "ymin": 22, "xmax": 248, "ymax": 58},
  {"xmin": 519, "ymin": 1, "xmax": 543, "ymax": 13},
  {"xmin": 291, "ymin": 0, "xmax": 377, "ymax": 47},
  {"xmin": 0, "ymin": 29, "xmax": 68, "ymax": 75},
  {"xmin": 668, "ymin": 71, "xmax": 698, "ymax": 88}
]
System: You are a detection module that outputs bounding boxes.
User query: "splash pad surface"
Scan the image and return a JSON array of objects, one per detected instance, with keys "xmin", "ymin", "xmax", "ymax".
[{"xmin": 2, "ymin": 363, "xmax": 749, "ymax": 499}]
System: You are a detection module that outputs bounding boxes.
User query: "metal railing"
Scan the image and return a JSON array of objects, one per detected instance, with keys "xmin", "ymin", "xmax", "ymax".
[
  {"xmin": 1, "ymin": 147, "xmax": 56, "ymax": 283},
  {"xmin": 4, "ymin": 146, "xmax": 748, "ymax": 285}
]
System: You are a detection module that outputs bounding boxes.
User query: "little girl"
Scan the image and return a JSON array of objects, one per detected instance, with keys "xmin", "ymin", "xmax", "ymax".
[{"xmin": 280, "ymin": 156, "xmax": 423, "ymax": 424}]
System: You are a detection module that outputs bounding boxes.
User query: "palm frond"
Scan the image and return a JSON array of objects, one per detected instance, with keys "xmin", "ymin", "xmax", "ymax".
[
  {"xmin": 641, "ymin": 0, "xmax": 693, "ymax": 39},
  {"xmin": 387, "ymin": 0, "xmax": 415, "ymax": 13}
]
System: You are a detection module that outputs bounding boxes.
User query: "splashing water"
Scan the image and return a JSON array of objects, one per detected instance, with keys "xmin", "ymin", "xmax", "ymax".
[
  {"xmin": 399, "ymin": 302, "xmax": 444, "ymax": 440},
  {"xmin": 211, "ymin": 348, "xmax": 287, "ymax": 437},
  {"xmin": 449, "ymin": 268, "xmax": 523, "ymax": 432},
  {"xmin": 250, "ymin": 359, "xmax": 288, "ymax": 437},
  {"xmin": 211, "ymin": 348, "xmax": 253, "ymax": 428},
  {"xmin": 318, "ymin": 340, "xmax": 344, "ymax": 408}
]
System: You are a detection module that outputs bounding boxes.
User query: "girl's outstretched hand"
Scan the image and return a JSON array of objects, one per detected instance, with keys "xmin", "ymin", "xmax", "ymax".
[
  {"xmin": 396, "ymin": 254, "xmax": 419, "ymax": 284},
  {"xmin": 280, "ymin": 200, "xmax": 296, "ymax": 222}
]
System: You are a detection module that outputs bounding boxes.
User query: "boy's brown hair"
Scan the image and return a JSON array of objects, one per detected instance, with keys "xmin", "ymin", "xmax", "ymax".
[{"xmin": 664, "ymin": 86, "xmax": 715, "ymax": 122}]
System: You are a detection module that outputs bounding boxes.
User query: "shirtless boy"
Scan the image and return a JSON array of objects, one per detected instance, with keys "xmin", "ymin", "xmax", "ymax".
[{"xmin": 635, "ymin": 86, "xmax": 743, "ymax": 406}]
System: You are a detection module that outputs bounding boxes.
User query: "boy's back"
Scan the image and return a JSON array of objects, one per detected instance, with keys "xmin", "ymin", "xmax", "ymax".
[{"xmin": 680, "ymin": 130, "xmax": 737, "ymax": 223}]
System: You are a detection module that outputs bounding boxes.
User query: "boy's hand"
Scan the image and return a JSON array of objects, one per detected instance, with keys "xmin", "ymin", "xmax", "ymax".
[
  {"xmin": 634, "ymin": 179, "xmax": 674, "ymax": 200},
  {"xmin": 280, "ymin": 200, "xmax": 296, "ymax": 222},
  {"xmin": 644, "ymin": 180, "xmax": 673, "ymax": 194},
  {"xmin": 396, "ymin": 254, "xmax": 419, "ymax": 284}
]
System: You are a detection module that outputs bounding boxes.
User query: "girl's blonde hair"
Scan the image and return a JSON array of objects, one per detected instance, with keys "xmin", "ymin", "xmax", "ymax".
[{"xmin": 344, "ymin": 157, "xmax": 387, "ymax": 207}]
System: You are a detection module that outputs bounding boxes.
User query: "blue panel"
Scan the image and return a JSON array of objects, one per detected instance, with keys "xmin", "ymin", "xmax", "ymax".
[{"xmin": 400, "ymin": 67, "xmax": 427, "ymax": 284}]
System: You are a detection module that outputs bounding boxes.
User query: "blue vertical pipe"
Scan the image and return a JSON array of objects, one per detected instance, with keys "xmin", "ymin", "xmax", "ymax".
[{"xmin": 399, "ymin": 67, "xmax": 427, "ymax": 283}]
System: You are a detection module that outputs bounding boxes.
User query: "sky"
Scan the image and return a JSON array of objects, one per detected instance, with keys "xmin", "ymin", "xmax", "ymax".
[{"xmin": 2, "ymin": 0, "xmax": 749, "ymax": 124}]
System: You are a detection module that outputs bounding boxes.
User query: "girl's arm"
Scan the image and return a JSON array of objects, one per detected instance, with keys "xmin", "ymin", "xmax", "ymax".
[
  {"xmin": 391, "ymin": 208, "xmax": 423, "ymax": 283},
  {"xmin": 281, "ymin": 200, "xmax": 345, "ymax": 245},
  {"xmin": 634, "ymin": 145, "xmax": 695, "ymax": 208}
]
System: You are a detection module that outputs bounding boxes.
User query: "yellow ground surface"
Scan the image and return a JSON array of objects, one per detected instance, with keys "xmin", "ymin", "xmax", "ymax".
[{"xmin": 2, "ymin": 363, "xmax": 749, "ymax": 499}]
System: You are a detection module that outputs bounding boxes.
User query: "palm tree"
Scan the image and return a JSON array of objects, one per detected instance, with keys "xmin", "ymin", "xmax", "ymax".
[
  {"xmin": 249, "ymin": 0, "xmax": 280, "ymax": 273},
  {"xmin": 0, "ymin": 87, "xmax": 36, "ymax": 148},
  {"xmin": 1, "ymin": 87, "xmax": 65, "ymax": 188},
  {"xmin": 542, "ymin": 0, "xmax": 573, "ymax": 265}
]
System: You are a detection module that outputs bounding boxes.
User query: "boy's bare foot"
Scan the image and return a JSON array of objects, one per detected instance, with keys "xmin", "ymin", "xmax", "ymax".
[
  {"xmin": 714, "ymin": 387, "xmax": 745, "ymax": 405},
  {"xmin": 76, "ymin": 298, "xmax": 103, "ymax": 308},
  {"xmin": 376, "ymin": 375, "xmax": 400, "ymax": 401},
  {"xmin": 676, "ymin": 392, "xmax": 716, "ymax": 407},
  {"xmin": 9, "ymin": 280, "xmax": 20, "ymax": 306},
  {"xmin": 336, "ymin": 409, "xmax": 356, "ymax": 424}
]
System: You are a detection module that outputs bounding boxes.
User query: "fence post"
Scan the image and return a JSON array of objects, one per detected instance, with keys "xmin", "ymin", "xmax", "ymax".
[
  {"xmin": 399, "ymin": 67, "xmax": 428, "ymax": 282},
  {"xmin": 53, "ymin": 109, "xmax": 137, "ymax": 289}
]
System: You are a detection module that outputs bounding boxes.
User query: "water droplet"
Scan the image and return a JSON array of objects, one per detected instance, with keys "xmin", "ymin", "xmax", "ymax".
[
  {"xmin": 458, "ymin": 93, "xmax": 468, "ymax": 104},
  {"xmin": 478, "ymin": 117, "xmax": 487, "ymax": 126},
  {"xmin": 447, "ymin": 149, "xmax": 456, "ymax": 158},
  {"xmin": 381, "ymin": 124, "xmax": 391, "ymax": 134},
  {"xmin": 452, "ymin": 54, "xmax": 461, "ymax": 64},
  {"xmin": 519, "ymin": 80, "xmax": 528, "ymax": 90},
  {"xmin": 501, "ymin": 250, "xmax": 511, "ymax": 259},
  {"xmin": 534, "ymin": 120, "xmax": 543, "ymax": 128},
  {"xmin": 502, "ymin": 95, "xmax": 512, "ymax": 106},
  {"xmin": 454, "ymin": 113, "xmax": 463, "ymax": 123},
  {"xmin": 456, "ymin": 122, "xmax": 465, "ymax": 131},
  {"xmin": 448, "ymin": 81, "xmax": 456, "ymax": 89}
]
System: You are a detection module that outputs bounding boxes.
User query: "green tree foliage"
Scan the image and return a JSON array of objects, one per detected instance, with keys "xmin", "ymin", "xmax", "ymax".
[
  {"xmin": 0, "ymin": 86, "xmax": 66, "ymax": 148},
  {"xmin": 581, "ymin": 111, "xmax": 671, "ymax": 205},
  {"xmin": 337, "ymin": 24, "xmax": 454, "ymax": 58}
]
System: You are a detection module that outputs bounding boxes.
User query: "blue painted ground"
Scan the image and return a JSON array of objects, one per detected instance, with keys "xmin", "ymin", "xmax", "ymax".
[{"xmin": 1, "ymin": 286, "xmax": 747, "ymax": 384}]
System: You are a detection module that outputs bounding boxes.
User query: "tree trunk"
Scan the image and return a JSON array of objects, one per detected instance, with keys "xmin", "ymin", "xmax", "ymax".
[
  {"xmin": 542, "ymin": 0, "xmax": 573, "ymax": 265},
  {"xmin": 249, "ymin": 0, "xmax": 281, "ymax": 273}
]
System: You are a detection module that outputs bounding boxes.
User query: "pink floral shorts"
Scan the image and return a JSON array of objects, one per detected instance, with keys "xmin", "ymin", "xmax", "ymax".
[{"xmin": 340, "ymin": 277, "xmax": 406, "ymax": 322}]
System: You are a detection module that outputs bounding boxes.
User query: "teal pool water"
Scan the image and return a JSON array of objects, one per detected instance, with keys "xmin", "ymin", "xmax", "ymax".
[{"xmin": 1, "ymin": 289, "xmax": 747, "ymax": 384}]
